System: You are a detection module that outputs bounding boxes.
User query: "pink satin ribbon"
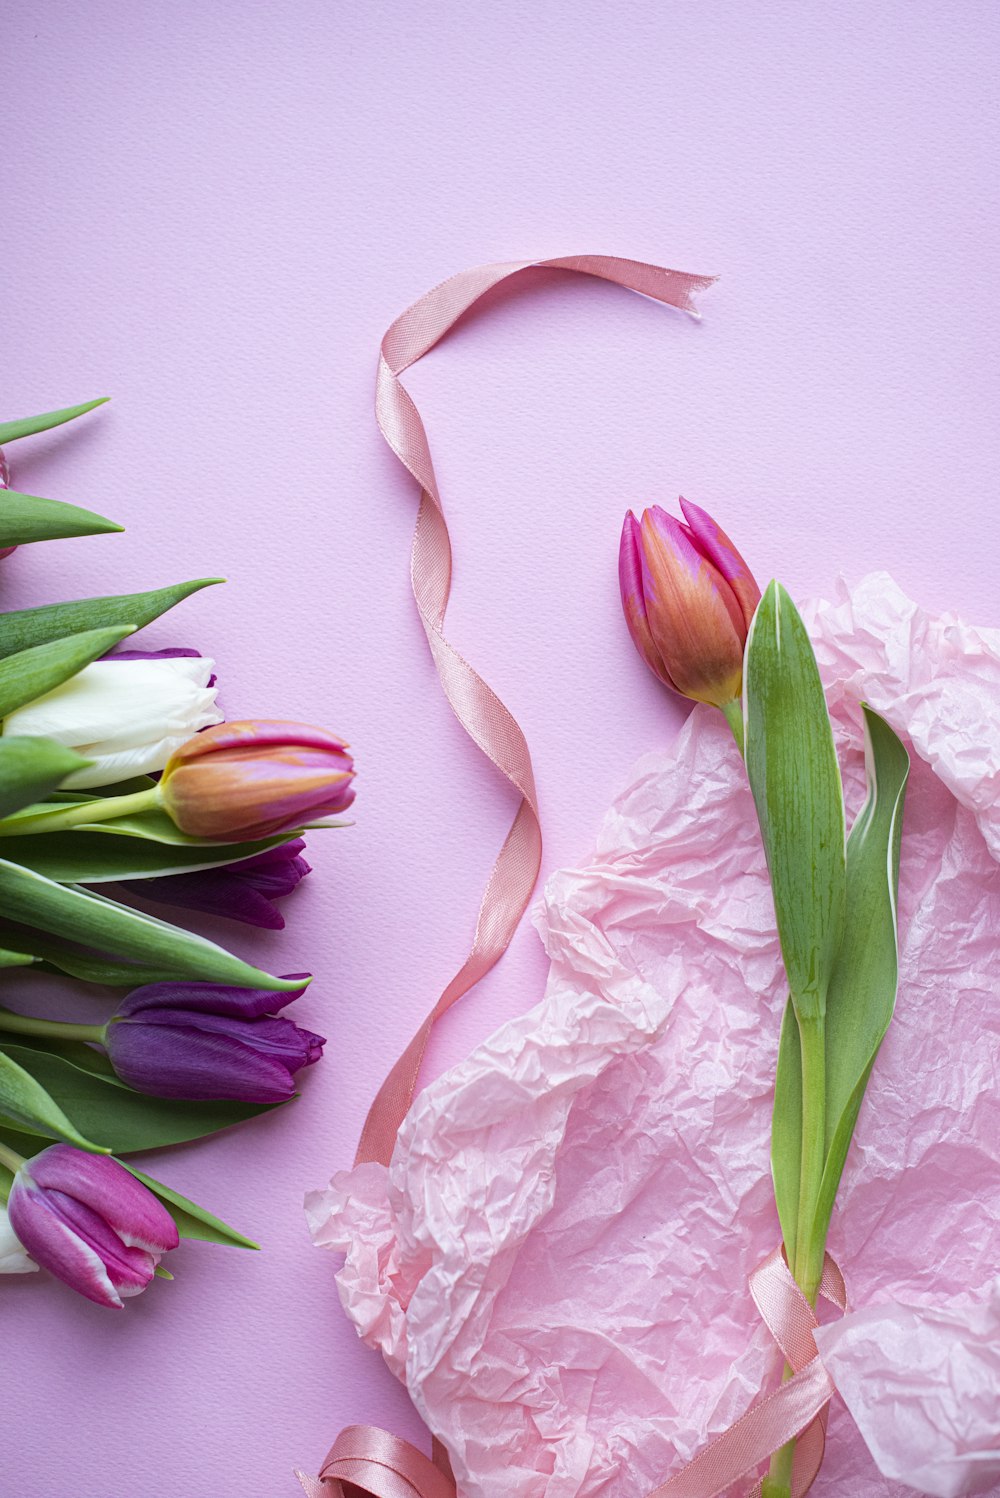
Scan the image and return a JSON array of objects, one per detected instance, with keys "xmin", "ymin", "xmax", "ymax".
[
  {"xmin": 355, "ymin": 254, "xmax": 715, "ymax": 1169},
  {"xmin": 304, "ymin": 255, "xmax": 843, "ymax": 1497}
]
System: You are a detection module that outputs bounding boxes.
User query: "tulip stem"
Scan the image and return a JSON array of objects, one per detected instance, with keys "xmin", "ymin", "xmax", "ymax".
[
  {"xmin": 720, "ymin": 697, "xmax": 745, "ymax": 758},
  {"xmin": 0, "ymin": 787, "xmax": 162, "ymax": 838},
  {"xmin": 0, "ymin": 1141, "xmax": 26, "ymax": 1175},
  {"xmin": 0, "ymin": 1006, "xmax": 105, "ymax": 1044}
]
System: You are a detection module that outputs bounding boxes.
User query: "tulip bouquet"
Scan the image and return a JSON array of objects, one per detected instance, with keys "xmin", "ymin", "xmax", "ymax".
[
  {"xmin": 0, "ymin": 400, "xmax": 354, "ymax": 1308},
  {"xmin": 620, "ymin": 502, "xmax": 909, "ymax": 1496}
]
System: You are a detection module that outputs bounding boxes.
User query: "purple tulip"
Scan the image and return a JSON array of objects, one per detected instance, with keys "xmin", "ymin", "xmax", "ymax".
[
  {"xmin": 6, "ymin": 1145, "xmax": 179, "ymax": 1309},
  {"xmin": 117, "ymin": 839, "xmax": 311, "ymax": 930},
  {"xmin": 102, "ymin": 977, "xmax": 324, "ymax": 1102}
]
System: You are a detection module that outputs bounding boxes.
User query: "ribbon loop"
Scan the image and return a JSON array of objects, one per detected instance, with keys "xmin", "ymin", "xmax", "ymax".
[{"xmin": 296, "ymin": 1426, "xmax": 456, "ymax": 1498}]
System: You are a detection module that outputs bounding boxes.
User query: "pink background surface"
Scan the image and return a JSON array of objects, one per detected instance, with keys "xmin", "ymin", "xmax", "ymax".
[{"xmin": 4, "ymin": 3, "xmax": 998, "ymax": 1494}]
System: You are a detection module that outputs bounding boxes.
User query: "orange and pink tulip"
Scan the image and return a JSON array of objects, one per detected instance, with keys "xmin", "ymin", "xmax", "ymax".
[
  {"xmin": 618, "ymin": 499, "xmax": 760, "ymax": 711},
  {"xmin": 160, "ymin": 720, "xmax": 356, "ymax": 842}
]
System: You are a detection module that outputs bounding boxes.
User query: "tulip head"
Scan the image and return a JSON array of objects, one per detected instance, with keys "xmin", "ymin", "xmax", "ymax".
[
  {"xmin": 120, "ymin": 837, "xmax": 311, "ymax": 929},
  {"xmin": 6, "ymin": 1145, "xmax": 178, "ymax": 1308},
  {"xmin": 2, "ymin": 652, "xmax": 222, "ymax": 788},
  {"xmin": 160, "ymin": 720, "xmax": 355, "ymax": 842},
  {"xmin": 0, "ymin": 447, "xmax": 15, "ymax": 560},
  {"xmin": 619, "ymin": 498, "xmax": 760, "ymax": 709},
  {"xmin": 103, "ymin": 976, "xmax": 324, "ymax": 1102}
]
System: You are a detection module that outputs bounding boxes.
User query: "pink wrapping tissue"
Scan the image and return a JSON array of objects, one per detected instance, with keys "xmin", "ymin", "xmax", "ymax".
[{"xmin": 307, "ymin": 574, "xmax": 1000, "ymax": 1497}]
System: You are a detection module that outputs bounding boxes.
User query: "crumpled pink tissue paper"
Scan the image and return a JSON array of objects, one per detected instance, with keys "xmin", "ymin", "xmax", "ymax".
[{"xmin": 308, "ymin": 574, "xmax": 1000, "ymax": 1498}]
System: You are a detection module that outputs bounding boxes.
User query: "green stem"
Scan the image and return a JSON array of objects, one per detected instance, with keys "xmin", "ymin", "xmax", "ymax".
[
  {"xmin": 0, "ymin": 1140, "xmax": 26, "ymax": 1175},
  {"xmin": 764, "ymin": 1011, "xmax": 827, "ymax": 1494},
  {"xmin": 0, "ymin": 1006, "xmax": 105, "ymax": 1044},
  {"xmin": 792, "ymin": 1012, "xmax": 827, "ymax": 1304},
  {"xmin": 0, "ymin": 786, "xmax": 162, "ymax": 838},
  {"xmin": 719, "ymin": 697, "xmax": 745, "ymax": 758}
]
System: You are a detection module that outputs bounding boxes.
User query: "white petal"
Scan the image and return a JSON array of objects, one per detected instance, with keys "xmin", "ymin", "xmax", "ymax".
[
  {"xmin": 3, "ymin": 658, "xmax": 222, "ymax": 788},
  {"xmin": 0, "ymin": 1207, "xmax": 39, "ymax": 1274}
]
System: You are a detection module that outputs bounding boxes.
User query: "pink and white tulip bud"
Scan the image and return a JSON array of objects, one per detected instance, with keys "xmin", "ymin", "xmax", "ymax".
[
  {"xmin": 160, "ymin": 720, "xmax": 355, "ymax": 842},
  {"xmin": 6, "ymin": 1145, "xmax": 179, "ymax": 1308},
  {"xmin": 618, "ymin": 498, "xmax": 761, "ymax": 709}
]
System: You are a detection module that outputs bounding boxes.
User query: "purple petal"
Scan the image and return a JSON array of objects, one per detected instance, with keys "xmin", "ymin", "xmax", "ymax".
[
  {"xmin": 106, "ymin": 1022, "xmax": 305, "ymax": 1102},
  {"xmin": 120, "ymin": 870, "xmax": 288, "ymax": 929},
  {"xmin": 22, "ymin": 1146, "xmax": 179, "ymax": 1254},
  {"xmin": 116, "ymin": 977, "xmax": 310, "ymax": 1021}
]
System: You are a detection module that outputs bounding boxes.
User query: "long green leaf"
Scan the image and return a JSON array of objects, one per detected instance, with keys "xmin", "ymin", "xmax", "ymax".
[
  {"xmin": 744, "ymin": 582, "xmax": 846, "ymax": 1020},
  {"xmin": 0, "ymin": 923, "xmax": 172, "ymax": 986},
  {"xmin": 770, "ymin": 706, "xmax": 909, "ymax": 1257},
  {"xmin": 0, "ymin": 397, "xmax": 109, "ymax": 445},
  {"xmin": 0, "ymin": 1048, "xmax": 107, "ymax": 1151},
  {"xmin": 0, "ymin": 1041, "xmax": 282, "ymax": 1153},
  {"xmin": 0, "ymin": 859, "xmax": 303, "ymax": 991},
  {"xmin": 0, "ymin": 948, "xmax": 34, "ymax": 968},
  {"xmin": 0, "ymin": 626, "xmax": 135, "ymax": 719},
  {"xmin": 770, "ymin": 998, "xmax": 802, "ymax": 1255},
  {"xmin": 0, "ymin": 579, "xmax": 224, "ymax": 661},
  {"xmin": 124, "ymin": 1165, "xmax": 260, "ymax": 1249},
  {"xmin": 0, "ymin": 737, "xmax": 92, "ymax": 818},
  {"xmin": 813, "ymin": 707, "xmax": 909, "ymax": 1242},
  {"xmin": 3, "ymin": 827, "xmax": 299, "ymax": 882},
  {"xmin": 0, "ymin": 490, "xmax": 123, "ymax": 546}
]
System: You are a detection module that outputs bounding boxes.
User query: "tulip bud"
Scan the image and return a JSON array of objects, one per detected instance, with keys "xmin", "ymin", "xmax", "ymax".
[
  {"xmin": 0, "ymin": 447, "xmax": 15, "ymax": 560},
  {"xmin": 619, "ymin": 498, "xmax": 760, "ymax": 711},
  {"xmin": 2, "ymin": 651, "xmax": 223, "ymax": 788},
  {"xmin": 6, "ymin": 1145, "xmax": 178, "ymax": 1308},
  {"xmin": 160, "ymin": 720, "xmax": 355, "ymax": 842},
  {"xmin": 118, "ymin": 838, "xmax": 311, "ymax": 929},
  {"xmin": 103, "ymin": 976, "xmax": 323, "ymax": 1102}
]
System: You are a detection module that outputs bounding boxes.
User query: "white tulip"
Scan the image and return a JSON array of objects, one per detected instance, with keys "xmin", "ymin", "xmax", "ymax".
[
  {"xmin": 0, "ymin": 1205, "xmax": 37, "ymax": 1274},
  {"xmin": 2, "ymin": 655, "xmax": 223, "ymax": 789}
]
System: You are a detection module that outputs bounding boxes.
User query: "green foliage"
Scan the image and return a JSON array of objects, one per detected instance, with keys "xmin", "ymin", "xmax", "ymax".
[
  {"xmin": 0, "ymin": 737, "xmax": 92, "ymax": 818},
  {"xmin": 744, "ymin": 582, "xmax": 846, "ymax": 1021},
  {"xmin": 0, "ymin": 859, "xmax": 305, "ymax": 991},
  {"xmin": 0, "ymin": 626, "xmax": 138, "ymax": 719},
  {"xmin": 0, "ymin": 579, "xmax": 223, "ymax": 660}
]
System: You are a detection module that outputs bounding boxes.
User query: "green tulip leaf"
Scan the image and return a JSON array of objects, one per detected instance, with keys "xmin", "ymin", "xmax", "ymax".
[
  {"xmin": 0, "ymin": 1047, "xmax": 108, "ymax": 1151},
  {"xmin": 0, "ymin": 947, "xmax": 34, "ymax": 968},
  {"xmin": 0, "ymin": 626, "xmax": 136, "ymax": 720},
  {"xmin": 0, "ymin": 859, "xmax": 305, "ymax": 992},
  {"xmin": 123, "ymin": 1165, "xmax": 260, "ymax": 1249},
  {"xmin": 0, "ymin": 737, "xmax": 93, "ymax": 819},
  {"xmin": 0, "ymin": 579, "xmax": 224, "ymax": 661},
  {"xmin": 2, "ymin": 827, "xmax": 303, "ymax": 882},
  {"xmin": 0, "ymin": 397, "xmax": 109, "ymax": 446},
  {"xmin": 814, "ymin": 707, "xmax": 909, "ymax": 1242},
  {"xmin": 0, "ymin": 1041, "xmax": 282, "ymax": 1156},
  {"xmin": 770, "ymin": 706, "xmax": 909, "ymax": 1257},
  {"xmin": 744, "ymin": 581, "xmax": 846, "ymax": 1021},
  {"xmin": 0, "ymin": 923, "xmax": 175, "ymax": 986},
  {"xmin": 0, "ymin": 490, "xmax": 124, "ymax": 547}
]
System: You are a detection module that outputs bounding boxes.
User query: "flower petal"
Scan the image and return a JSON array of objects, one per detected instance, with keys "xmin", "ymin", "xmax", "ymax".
[
  {"xmin": 107, "ymin": 1021, "xmax": 304, "ymax": 1102},
  {"xmin": 679, "ymin": 497, "xmax": 761, "ymax": 635},
  {"xmin": 618, "ymin": 511, "xmax": 672, "ymax": 687},
  {"xmin": 22, "ymin": 1146, "xmax": 179, "ymax": 1254},
  {"xmin": 638, "ymin": 506, "xmax": 745, "ymax": 706}
]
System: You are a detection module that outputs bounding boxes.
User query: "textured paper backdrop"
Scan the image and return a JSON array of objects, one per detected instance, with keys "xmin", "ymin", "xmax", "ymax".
[{"xmin": 4, "ymin": 3, "xmax": 999, "ymax": 1494}]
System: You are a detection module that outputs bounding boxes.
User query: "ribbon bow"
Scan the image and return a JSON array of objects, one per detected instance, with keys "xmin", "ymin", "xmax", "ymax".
[{"xmin": 298, "ymin": 1246, "xmax": 846, "ymax": 1497}]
